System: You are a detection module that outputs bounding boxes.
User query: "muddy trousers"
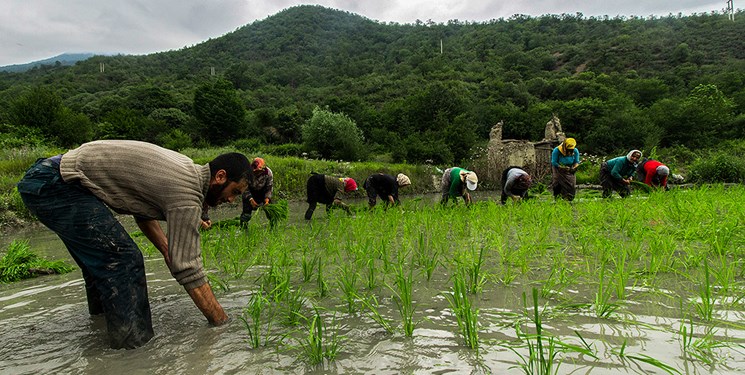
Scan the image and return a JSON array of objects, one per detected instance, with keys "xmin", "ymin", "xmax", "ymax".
[
  {"xmin": 599, "ymin": 163, "xmax": 631, "ymax": 198},
  {"xmin": 17, "ymin": 158, "xmax": 154, "ymax": 349}
]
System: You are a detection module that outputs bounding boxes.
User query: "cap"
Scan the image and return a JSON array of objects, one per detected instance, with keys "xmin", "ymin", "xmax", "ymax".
[
  {"xmin": 465, "ymin": 172, "xmax": 478, "ymax": 191},
  {"xmin": 396, "ymin": 173, "xmax": 411, "ymax": 187}
]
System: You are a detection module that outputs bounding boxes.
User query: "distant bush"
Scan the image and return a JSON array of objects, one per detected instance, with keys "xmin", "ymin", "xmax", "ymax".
[
  {"xmin": 263, "ymin": 143, "xmax": 304, "ymax": 157},
  {"xmin": 689, "ymin": 151, "xmax": 745, "ymax": 183}
]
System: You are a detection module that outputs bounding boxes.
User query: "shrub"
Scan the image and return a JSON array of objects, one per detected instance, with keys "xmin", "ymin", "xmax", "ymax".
[
  {"xmin": 302, "ymin": 107, "xmax": 365, "ymax": 161},
  {"xmin": 688, "ymin": 151, "xmax": 745, "ymax": 183}
]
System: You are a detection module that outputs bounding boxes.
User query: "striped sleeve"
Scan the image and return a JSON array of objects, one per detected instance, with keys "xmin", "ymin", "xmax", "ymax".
[{"xmin": 166, "ymin": 206, "xmax": 207, "ymax": 290}]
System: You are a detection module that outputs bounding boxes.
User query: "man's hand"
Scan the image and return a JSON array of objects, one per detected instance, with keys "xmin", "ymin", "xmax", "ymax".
[
  {"xmin": 249, "ymin": 198, "xmax": 259, "ymax": 209},
  {"xmin": 200, "ymin": 220, "xmax": 212, "ymax": 230},
  {"xmin": 263, "ymin": 198, "xmax": 270, "ymax": 206}
]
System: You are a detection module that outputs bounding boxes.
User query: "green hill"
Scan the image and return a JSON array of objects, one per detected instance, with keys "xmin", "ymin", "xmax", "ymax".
[{"xmin": 1, "ymin": 5, "xmax": 743, "ymax": 162}]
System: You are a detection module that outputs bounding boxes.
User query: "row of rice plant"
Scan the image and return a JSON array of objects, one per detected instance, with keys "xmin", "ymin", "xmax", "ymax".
[{"xmin": 186, "ymin": 185, "xmax": 745, "ymax": 372}]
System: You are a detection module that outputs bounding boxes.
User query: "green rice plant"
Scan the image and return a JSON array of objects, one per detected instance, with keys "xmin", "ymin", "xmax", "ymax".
[
  {"xmin": 296, "ymin": 307, "xmax": 341, "ymax": 365},
  {"xmin": 261, "ymin": 262, "xmax": 291, "ymax": 303},
  {"xmin": 593, "ymin": 265, "xmax": 620, "ymax": 319},
  {"xmin": 506, "ymin": 289, "xmax": 598, "ymax": 375},
  {"xmin": 446, "ymin": 271, "xmax": 480, "ymax": 350},
  {"xmin": 356, "ymin": 293, "xmax": 394, "ymax": 333},
  {"xmin": 365, "ymin": 258, "xmax": 377, "ymax": 290},
  {"xmin": 279, "ymin": 287, "xmax": 307, "ymax": 327},
  {"xmin": 455, "ymin": 245, "xmax": 487, "ymax": 294},
  {"xmin": 414, "ymin": 232, "xmax": 440, "ymax": 282},
  {"xmin": 609, "ymin": 248, "xmax": 629, "ymax": 300},
  {"xmin": 316, "ymin": 258, "xmax": 329, "ymax": 298},
  {"xmin": 388, "ymin": 264, "xmax": 416, "ymax": 337},
  {"xmin": 0, "ymin": 240, "xmax": 74, "ymax": 283},
  {"xmin": 336, "ymin": 262, "xmax": 360, "ymax": 314},
  {"xmin": 695, "ymin": 260, "xmax": 714, "ymax": 322},
  {"xmin": 679, "ymin": 319, "xmax": 731, "ymax": 366},
  {"xmin": 239, "ymin": 291, "xmax": 274, "ymax": 348},
  {"xmin": 301, "ymin": 252, "xmax": 318, "ymax": 282},
  {"xmin": 261, "ymin": 199, "xmax": 289, "ymax": 229},
  {"xmin": 614, "ymin": 339, "xmax": 680, "ymax": 375}
]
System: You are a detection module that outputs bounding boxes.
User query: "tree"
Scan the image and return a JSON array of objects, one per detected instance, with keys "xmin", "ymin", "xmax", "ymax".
[
  {"xmin": 193, "ymin": 79, "xmax": 245, "ymax": 145},
  {"xmin": 302, "ymin": 107, "xmax": 364, "ymax": 161},
  {"xmin": 10, "ymin": 86, "xmax": 92, "ymax": 147}
]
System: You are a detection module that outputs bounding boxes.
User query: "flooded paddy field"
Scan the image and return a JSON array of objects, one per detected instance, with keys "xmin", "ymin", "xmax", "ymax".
[{"xmin": 1, "ymin": 187, "xmax": 744, "ymax": 374}]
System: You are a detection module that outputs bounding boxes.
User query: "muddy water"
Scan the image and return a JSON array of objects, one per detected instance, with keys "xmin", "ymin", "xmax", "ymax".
[{"xmin": 2, "ymin": 195, "xmax": 745, "ymax": 374}]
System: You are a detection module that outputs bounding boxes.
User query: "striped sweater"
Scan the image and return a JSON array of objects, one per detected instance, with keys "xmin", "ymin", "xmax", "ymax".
[{"xmin": 59, "ymin": 140, "xmax": 211, "ymax": 289}]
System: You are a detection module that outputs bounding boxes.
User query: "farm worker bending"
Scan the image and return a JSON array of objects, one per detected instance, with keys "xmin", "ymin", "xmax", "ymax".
[
  {"xmin": 201, "ymin": 157, "xmax": 274, "ymax": 228},
  {"xmin": 500, "ymin": 166, "xmax": 532, "ymax": 204},
  {"xmin": 440, "ymin": 167, "xmax": 478, "ymax": 205},
  {"xmin": 551, "ymin": 138, "xmax": 580, "ymax": 201},
  {"xmin": 16, "ymin": 140, "xmax": 250, "ymax": 349},
  {"xmin": 636, "ymin": 158, "xmax": 670, "ymax": 190},
  {"xmin": 363, "ymin": 173, "xmax": 411, "ymax": 208},
  {"xmin": 600, "ymin": 149, "xmax": 642, "ymax": 198},
  {"xmin": 304, "ymin": 173, "xmax": 357, "ymax": 220}
]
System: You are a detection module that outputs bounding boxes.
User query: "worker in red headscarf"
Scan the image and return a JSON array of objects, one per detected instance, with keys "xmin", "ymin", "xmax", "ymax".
[{"xmin": 304, "ymin": 173, "xmax": 357, "ymax": 220}]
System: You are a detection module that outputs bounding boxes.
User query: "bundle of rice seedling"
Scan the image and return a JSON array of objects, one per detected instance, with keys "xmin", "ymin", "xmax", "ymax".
[
  {"xmin": 261, "ymin": 199, "xmax": 288, "ymax": 229},
  {"xmin": 0, "ymin": 240, "xmax": 74, "ymax": 282}
]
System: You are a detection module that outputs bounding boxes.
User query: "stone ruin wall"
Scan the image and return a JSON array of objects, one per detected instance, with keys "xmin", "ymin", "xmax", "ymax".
[{"xmin": 473, "ymin": 116, "xmax": 564, "ymax": 188}]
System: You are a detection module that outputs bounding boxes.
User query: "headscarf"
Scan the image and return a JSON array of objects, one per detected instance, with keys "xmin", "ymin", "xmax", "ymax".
[
  {"xmin": 558, "ymin": 138, "xmax": 577, "ymax": 156},
  {"xmin": 396, "ymin": 173, "xmax": 411, "ymax": 187},
  {"xmin": 251, "ymin": 157, "xmax": 266, "ymax": 171},
  {"xmin": 626, "ymin": 150, "xmax": 642, "ymax": 166},
  {"xmin": 344, "ymin": 178, "xmax": 358, "ymax": 192},
  {"xmin": 656, "ymin": 165, "xmax": 670, "ymax": 176},
  {"xmin": 459, "ymin": 171, "xmax": 478, "ymax": 191}
]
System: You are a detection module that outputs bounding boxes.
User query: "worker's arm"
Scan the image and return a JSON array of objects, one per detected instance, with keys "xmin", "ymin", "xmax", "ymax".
[
  {"xmin": 186, "ymin": 283, "xmax": 229, "ymax": 326},
  {"xmin": 136, "ymin": 219, "xmax": 170, "ymax": 265}
]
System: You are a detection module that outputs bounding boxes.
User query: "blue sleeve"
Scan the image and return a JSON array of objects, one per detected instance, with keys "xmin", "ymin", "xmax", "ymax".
[
  {"xmin": 610, "ymin": 159, "xmax": 624, "ymax": 180},
  {"xmin": 573, "ymin": 149, "xmax": 580, "ymax": 165},
  {"xmin": 551, "ymin": 148, "xmax": 560, "ymax": 167}
]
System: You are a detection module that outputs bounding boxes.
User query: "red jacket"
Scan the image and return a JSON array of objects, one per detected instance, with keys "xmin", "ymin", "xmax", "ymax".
[{"xmin": 641, "ymin": 159, "xmax": 668, "ymax": 187}]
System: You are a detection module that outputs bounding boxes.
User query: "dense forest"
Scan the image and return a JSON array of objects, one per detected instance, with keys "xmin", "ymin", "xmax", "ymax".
[{"xmin": 0, "ymin": 5, "xmax": 744, "ymax": 164}]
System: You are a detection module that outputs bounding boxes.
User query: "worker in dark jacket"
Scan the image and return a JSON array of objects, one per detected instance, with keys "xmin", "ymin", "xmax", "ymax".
[
  {"xmin": 201, "ymin": 157, "xmax": 274, "ymax": 228},
  {"xmin": 636, "ymin": 158, "xmax": 669, "ymax": 190},
  {"xmin": 600, "ymin": 150, "xmax": 641, "ymax": 198},
  {"xmin": 501, "ymin": 166, "xmax": 532, "ymax": 204},
  {"xmin": 305, "ymin": 173, "xmax": 357, "ymax": 220},
  {"xmin": 364, "ymin": 173, "xmax": 411, "ymax": 208}
]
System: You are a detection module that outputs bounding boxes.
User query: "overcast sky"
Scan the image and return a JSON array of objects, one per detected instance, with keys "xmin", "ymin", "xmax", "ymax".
[{"xmin": 0, "ymin": 0, "xmax": 730, "ymax": 66}]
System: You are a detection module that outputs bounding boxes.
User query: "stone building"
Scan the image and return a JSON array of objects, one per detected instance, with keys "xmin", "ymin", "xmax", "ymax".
[{"xmin": 476, "ymin": 115, "xmax": 566, "ymax": 188}]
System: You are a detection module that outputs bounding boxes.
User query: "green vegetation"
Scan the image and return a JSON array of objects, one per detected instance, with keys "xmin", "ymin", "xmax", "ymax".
[
  {"xmin": 0, "ymin": 6, "xmax": 743, "ymax": 162},
  {"xmin": 0, "ymin": 240, "xmax": 74, "ymax": 283},
  {"xmin": 168, "ymin": 185, "xmax": 745, "ymax": 370}
]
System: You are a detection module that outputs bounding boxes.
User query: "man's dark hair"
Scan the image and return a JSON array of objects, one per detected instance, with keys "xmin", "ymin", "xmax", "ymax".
[{"xmin": 209, "ymin": 153, "xmax": 250, "ymax": 182}]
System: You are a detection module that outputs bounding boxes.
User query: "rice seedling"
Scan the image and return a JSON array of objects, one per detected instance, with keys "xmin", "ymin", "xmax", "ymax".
[
  {"xmin": 301, "ymin": 252, "xmax": 318, "ymax": 283},
  {"xmin": 336, "ymin": 261, "xmax": 360, "ymax": 313},
  {"xmin": 296, "ymin": 307, "xmax": 342, "ymax": 365},
  {"xmin": 240, "ymin": 291, "xmax": 275, "ymax": 348},
  {"xmin": 261, "ymin": 199, "xmax": 289, "ymax": 229},
  {"xmin": 356, "ymin": 293, "xmax": 394, "ymax": 333},
  {"xmin": 679, "ymin": 319, "xmax": 732, "ymax": 366},
  {"xmin": 455, "ymin": 245, "xmax": 487, "ymax": 294},
  {"xmin": 365, "ymin": 258, "xmax": 377, "ymax": 290},
  {"xmin": 414, "ymin": 231, "xmax": 440, "ymax": 282},
  {"xmin": 0, "ymin": 240, "xmax": 74, "ymax": 283},
  {"xmin": 447, "ymin": 271, "xmax": 480, "ymax": 350},
  {"xmin": 316, "ymin": 258, "xmax": 329, "ymax": 298},
  {"xmin": 613, "ymin": 339, "xmax": 680, "ymax": 375},
  {"xmin": 695, "ymin": 260, "xmax": 714, "ymax": 322},
  {"xmin": 279, "ymin": 287, "xmax": 307, "ymax": 327},
  {"xmin": 593, "ymin": 265, "xmax": 620, "ymax": 319},
  {"xmin": 388, "ymin": 264, "xmax": 416, "ymax": 337}
]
